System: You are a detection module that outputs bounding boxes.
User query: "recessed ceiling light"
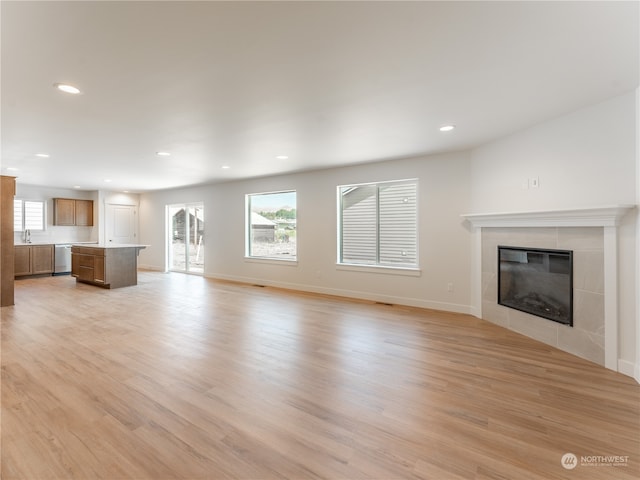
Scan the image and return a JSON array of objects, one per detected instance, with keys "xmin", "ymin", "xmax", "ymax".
[
  {"xmin": 221, "ymin": 165, "xmax": 231, "ymax": 169},
  {"xmin": 275, "ymin": 155, "xmax": 289, "ymax": 160},
  {"xmin": 104, "ymin": 179, "xmax": 112, "ymax": 183},
  {"xmin": 6, "ymin": 167, "xmax": 18, "ymax": 171},
  {"xmin": 35, "ymin": 153, "xmax": 50, "ymax": 158},
  {"xmin": 73, "ymin": 185, "xmax": 81, "ymax": 189},
  {"xmin": 439, "ymin": 125, "xmax": 456, "ymax": 132},
  {"xmin": 156, "ymin": 151, "xmax": 171, "ymax": 156},
  {"xmin": 54, "ymin": 83, "xmax": 81, "ymax": 94},
  {"xmin": 123, "ymin": 190, "xmax": 129, "ymax": 193}
]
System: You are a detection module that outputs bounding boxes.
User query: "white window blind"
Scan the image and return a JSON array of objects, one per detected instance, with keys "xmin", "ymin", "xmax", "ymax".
[
  {"xmin": 14, "ymin": 199, "xmax": 45, "ymax": 231},
  {"xmin": 339, "ymin": 180, "xmax": 417, "ymax": 267},
  {"xmin": 24, "ymin": 201, "xmax": 45, "ymax": 230},
  {"xmin": 13, "ymin": 200, "xmax": 23, "ymax": 232}
]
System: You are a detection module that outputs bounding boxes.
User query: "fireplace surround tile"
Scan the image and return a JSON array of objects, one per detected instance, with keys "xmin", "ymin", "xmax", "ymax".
[
  {"xmin": 481, "ymin": 226, "xmax": 605, "ymax": 366},
  {"xmin": 557, "ymin": 227, "xmax": 604, "ymax": 250},
  {"xmin": 484, "ymin": 227, "xmax": 558, "ymax": 251},
  {"xmin": 557, "ymin": 327, "xmax": 604, "ymax": 365},
  {"xmin": 573, "ymin": 289, "xmax": 605, "ymax": 335},
  {"xmin": 482, "ymin": 300, "xmax": 509, "ymax": 327},
  {"xmin": 465, "ymin": 205, "xmax": 635, "ymax": 372},
  {"xmin": 482, "ymin": 271, "xmax": 497, "ymax": 299},
  {"xmin": 572, "ymin": 251, "xmax": 605, "ymax": 294},
  {"xmin": 508, "ymin": 308, "xmax": 559, "ymax": 346}
]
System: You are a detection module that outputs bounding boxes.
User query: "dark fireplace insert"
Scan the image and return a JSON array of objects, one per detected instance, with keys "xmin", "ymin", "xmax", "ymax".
[{"xmin": 498, "ymin": 246, "xmax": 573, "ymax": 326}]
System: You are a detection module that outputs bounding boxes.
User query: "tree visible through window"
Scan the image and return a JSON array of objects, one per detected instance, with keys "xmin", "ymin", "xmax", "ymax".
[
  {"xmin": 247, "ymin": 191, "xmax": 297, "ymax": 260},
  {"xmin": 339, "ymin": 180, "xmax": 417, "ymax": 267}
]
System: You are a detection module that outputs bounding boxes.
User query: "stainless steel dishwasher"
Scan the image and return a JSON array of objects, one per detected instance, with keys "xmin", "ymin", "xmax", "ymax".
[{"xmin": 54, "ymin": 244, "xmax": 72, "ymax": 275}]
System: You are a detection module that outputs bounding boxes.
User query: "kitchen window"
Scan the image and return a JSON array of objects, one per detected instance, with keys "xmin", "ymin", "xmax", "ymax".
[
  {"xmin": 14, "ymin": 199, "xmax": 45, "ymax": 232},
  {"xmin": 338, "ymin": 179, "xmax": 418, "ymax": 268}
]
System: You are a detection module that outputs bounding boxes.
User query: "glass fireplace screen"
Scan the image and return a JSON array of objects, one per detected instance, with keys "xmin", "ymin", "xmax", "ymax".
[{"xmin": 498, "ymin": 246, "xmax": 573, "ymax": 326}]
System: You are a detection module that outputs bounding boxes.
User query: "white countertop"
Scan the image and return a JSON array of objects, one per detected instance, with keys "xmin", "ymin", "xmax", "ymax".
[
  {"xmin": 71, "ymin": 243, "xmax": 148, "ymax": 249},
  {"xmin": 15, "ymin": 241, "xmax": 99, "ymax": 246}
]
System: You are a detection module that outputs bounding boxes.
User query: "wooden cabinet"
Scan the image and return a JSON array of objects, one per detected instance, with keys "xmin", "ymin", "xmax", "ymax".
[
  {"xmin": 74, "ymin": 199, "xmax": 93, "ymax": 226},
  {"xmin": 54, "ymin": 198, "xmax": 93, "ymax": 226},
  {"xmin": 54, "ymin": 198, "xmax": 76, "ymax": 225},
  {"xmin": 1, "ymin": 176, "xmax": 16, "ymax": 306},
  {"xmin": 75, "ymin": 250, "xmax": 104, "ymax": 284},
  {"xmin": 14, "ymin": 246, "xmax": 31, "ymax": 276},
  {"xmin": 93, "ymin": 255, "xmax": 106, "ymax": 283},
  {"xmin": 32, "ymin": 245, "xmax": 55, "ymax": 274},
  {"xmin": 72, "ymin": 246, "xmax": 141, "ymax": 289},
  {"xmin": 15, "ymin": 244, "xmax": 54, "ymax": 277}
]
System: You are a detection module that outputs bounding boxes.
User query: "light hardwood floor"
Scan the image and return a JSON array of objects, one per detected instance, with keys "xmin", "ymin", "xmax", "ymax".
[{"xmin": 2, "ymin": 272, "xmax": 639, "ymax": 479}]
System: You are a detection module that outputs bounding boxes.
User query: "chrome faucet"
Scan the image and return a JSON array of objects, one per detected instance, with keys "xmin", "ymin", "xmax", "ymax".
[{"xmin": 24, "ymin": 229, "xmax": 31, "ymax": 243}]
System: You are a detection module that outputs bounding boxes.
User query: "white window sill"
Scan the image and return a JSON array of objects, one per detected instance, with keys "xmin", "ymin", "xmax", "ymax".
[
  {"xmin": 336, "ymin": 263, "xmax": 421, "ymax": 277},
  {"xmin": 245, "ymin": 256, "xmax": 298, "ymax": 266}
]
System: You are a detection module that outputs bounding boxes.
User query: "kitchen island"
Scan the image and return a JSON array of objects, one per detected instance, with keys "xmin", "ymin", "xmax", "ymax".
[{"xmin": 71, "ymin": 244, "xmax": 147, "ymax": 289}]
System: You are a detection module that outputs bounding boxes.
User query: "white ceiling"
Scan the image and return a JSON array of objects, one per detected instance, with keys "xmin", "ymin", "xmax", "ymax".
[{"xmin": 2, "ymin": 1, "xmax": 638, "ymax": 192}]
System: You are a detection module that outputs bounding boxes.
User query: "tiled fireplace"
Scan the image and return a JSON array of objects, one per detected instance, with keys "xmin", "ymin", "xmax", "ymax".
[
  {"xmin": 463, "ymin": 206, "xmax": 634, "ymax": 371},
  {"xmin": 483, "ymin": 227, "xmax": 603, "ymax": 364}
]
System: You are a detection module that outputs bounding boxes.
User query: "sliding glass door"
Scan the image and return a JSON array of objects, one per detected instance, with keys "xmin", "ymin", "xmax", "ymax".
[{"xmin": 168, "ymin": 203, "xmax": 204, "ymax": 274}]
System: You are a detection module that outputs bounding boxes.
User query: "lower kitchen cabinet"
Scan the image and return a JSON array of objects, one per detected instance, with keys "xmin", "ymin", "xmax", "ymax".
[
  {"xmin": 73, "ymin": 249, "xmax": 106, "ymax": 285},
  {"xmin": 14, "ymin": 246, "xmax": 31, "ymax": 276},
  {"xmin": 15, "ymin": 244, "xmax": 54, "ymax": 277},
  {"xmin": 71, "ymin": 245, "xmax": 144, "ymax": 289}
]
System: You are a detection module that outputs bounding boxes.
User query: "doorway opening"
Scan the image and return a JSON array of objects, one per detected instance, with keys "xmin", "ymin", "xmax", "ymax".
[{"xmin": 167, "ymin": 203, "xmax": 204, "ymax": 274}]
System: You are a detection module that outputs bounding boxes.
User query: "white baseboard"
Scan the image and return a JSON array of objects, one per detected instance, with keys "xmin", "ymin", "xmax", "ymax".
[
  {"xmin": 468, "ymin": 306, "xmax": 482, "ymax": 319},
  {"xmin": 206, "ymin": 272, "xmax": 473, "ymax": 315},
  {"xmin": 617, "ymin": 359, "xmax": 640, "ymax": 382},
  {"xmin": 138, "ymin": 264, "xmax": 164, "ymax": 272}
]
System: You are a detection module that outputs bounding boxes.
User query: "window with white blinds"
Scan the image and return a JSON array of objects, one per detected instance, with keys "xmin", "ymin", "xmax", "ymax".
[
  {"xmin": 14, "ymin": 199, "xmax": 46, "ymax": 231},
  {"xmin": 339, "ymin": 179, "xmax": 417, "ymax": 267},
  {"xmin": 13, "ymin": 200, "xmax": 23, "ymax": 231}
]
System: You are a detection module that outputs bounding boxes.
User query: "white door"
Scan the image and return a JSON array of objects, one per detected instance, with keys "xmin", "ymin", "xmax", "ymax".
[{"xmin": 105, "ymin": 204, "xmax": 137, "ymax": 244}]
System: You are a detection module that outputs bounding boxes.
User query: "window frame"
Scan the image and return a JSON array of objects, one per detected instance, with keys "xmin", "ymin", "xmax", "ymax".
[
  {"xmin": 245, "ymin": 190, "xmax": 297, "ymax": 263},
  {"xmin": 337, "ymin": 179, "xmax": 419, "ymax": 273},
  {"xmin": 14, "ymin": 199, "xmax": 46, "ymax": 232}
]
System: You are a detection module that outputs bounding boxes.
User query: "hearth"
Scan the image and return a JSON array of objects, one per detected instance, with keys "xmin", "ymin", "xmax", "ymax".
[{"xmin": 498, "ymin": 246, "xmax": 573, "ymax": 326}]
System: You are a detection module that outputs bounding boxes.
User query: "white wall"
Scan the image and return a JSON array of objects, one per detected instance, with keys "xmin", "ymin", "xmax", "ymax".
[
  {"xmin": 139, "ymin": 151, "xmax": 473, "ymax": 313},
  {"xmin": 14, "ymin": 184, "xmax": 98, "ymax": 244},
  {"xmin": 469, "ymin": 91, "xmax": 637, "ymax": 212},
  {"xmin": 138, "ymin": 90, "xmax": 637, "ymax": 376},
  {"xmin": 13, "ymin": 185, "xmax": 141, "ymax": 245},
  {"xmin": 469, "ymin": 90, "xmax": 638, "ymax": 373},
  {"xmin": 98, "ymin": 191, "xmax": 140, "ymax": 244}
]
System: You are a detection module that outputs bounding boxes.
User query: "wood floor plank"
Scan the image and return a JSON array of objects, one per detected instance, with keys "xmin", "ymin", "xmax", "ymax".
[{"xmin": 2, "ymin": 272, "xmax": 639, "ymax": 479}]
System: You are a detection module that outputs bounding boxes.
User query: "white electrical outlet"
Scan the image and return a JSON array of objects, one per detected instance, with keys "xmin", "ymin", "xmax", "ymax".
[{"xmin": 447, "ymin": 282, "xmax": 454, "ymax": 292}]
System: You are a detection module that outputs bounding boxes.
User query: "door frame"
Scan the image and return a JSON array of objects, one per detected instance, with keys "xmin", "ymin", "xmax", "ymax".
[
  {"xmin": 166, "ymin": 202, "xmax": 204, "ymax": 275},
  {"xmin": 104, "ymin": 203, "xmax": 139, "ymax": 245}
]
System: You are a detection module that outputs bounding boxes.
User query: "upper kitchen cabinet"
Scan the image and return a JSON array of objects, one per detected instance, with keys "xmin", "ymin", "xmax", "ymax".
[
  {"xmin": 54, "ymin": 198, "xmax": 75, "ymax": 225},
  {"xmin": 54, "ymin": 198, "xmax": 93, "ymax": 226},
  {"xmin": 74, "ymin": 200, "xmax": 93, "ymax": 226}
]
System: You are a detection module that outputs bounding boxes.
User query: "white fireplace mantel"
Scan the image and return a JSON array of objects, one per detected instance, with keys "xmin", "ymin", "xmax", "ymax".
[
  {"xmin": 462, "ymin": 204, "xmax": 636, "ymax": 373},
  {"xmin": 461, "ymin": 205, "xmax": 636, "ymax": 228}
]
